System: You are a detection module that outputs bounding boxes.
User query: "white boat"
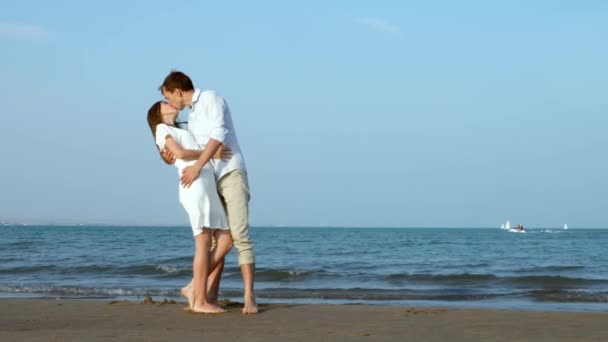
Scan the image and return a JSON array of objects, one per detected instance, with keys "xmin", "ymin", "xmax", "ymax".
[
  {"xmin": 563, "ymin": 224, "xmax": 568, "ymax": 230},
  {"xmin": 507, "ymin": 223, "xmax": 526, "ymax": 233},
  {"xmin": 504, "ymin": 220, "xmax": 511, "ymax": 230},
  {"xmin": 500, "ymin": 224, "xmax": 505, "ymax": 229},
  {"xmin": 508, "ymin": 228, "xmax": 526, "ymax": 234}
]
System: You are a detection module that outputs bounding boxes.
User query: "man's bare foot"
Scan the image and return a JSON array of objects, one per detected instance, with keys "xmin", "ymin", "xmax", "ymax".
[
  {"xmin": 189, "ymin": 303, "xmax": 226, "ymax": 314},
  {"xmin": 242, "ymin": 293, "xmax": 258, "ymax": 315},
  {"xmin": 181, "ymin": 285, "xmax": 193, "ymax": 308}
]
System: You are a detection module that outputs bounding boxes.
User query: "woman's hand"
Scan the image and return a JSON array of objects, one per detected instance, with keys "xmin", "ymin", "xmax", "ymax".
[{"xmin": 213, "ymin": 145, "xmax": 234, "ymax": 161}]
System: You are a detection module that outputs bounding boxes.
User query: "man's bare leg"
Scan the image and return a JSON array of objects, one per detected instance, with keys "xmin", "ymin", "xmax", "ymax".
[{"xmin": 241, "ymin": 263, "xmax": 258, "ymax": 314}]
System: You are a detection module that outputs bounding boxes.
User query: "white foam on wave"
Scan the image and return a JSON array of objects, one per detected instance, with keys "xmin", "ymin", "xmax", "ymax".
[{"xmin": 155, "ymin": 265, "xmax": 187, "ymax": 274}]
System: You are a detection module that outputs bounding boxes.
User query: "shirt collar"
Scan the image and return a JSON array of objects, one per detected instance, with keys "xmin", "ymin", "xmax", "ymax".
[{"xmin": 191, "ymin": 88, "xmax": 202, "ymax": 108}]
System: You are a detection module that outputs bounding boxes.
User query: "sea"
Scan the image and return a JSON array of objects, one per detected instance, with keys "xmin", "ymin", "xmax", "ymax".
[{"xmin": 1, "ymin": 225, "xmax": 607, "ymax": 312}]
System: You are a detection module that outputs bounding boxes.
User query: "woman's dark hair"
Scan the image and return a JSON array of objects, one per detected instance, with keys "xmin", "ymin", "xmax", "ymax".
[{"xmin": 147, "ymin": 101, "xmax": 164, "ymax": 143}]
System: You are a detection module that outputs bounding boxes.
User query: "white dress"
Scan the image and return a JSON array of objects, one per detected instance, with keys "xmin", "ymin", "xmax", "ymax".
[{"xmin": 155, "ymin": 124, "xmax": 229, "ymax": 236}]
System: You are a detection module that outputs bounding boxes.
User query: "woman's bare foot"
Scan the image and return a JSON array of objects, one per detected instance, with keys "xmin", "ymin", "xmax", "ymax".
[
  {"xmin": 189, "ymin": 303, "xmax": 226, "ymax": 314},
  {"xmin": 242, "ymin": 293, "xmax": 258, "ymax": 315},
  {"xmin": 207, "ymin": 291, "xmax": 219, "ymax": 306},
  {"xmin": 181, "ymin": 284, "xmax": 193, "ymax": 308},
  {"xmin": 183, "ymin": 281, "xmax": 219, "ymax": 306}
]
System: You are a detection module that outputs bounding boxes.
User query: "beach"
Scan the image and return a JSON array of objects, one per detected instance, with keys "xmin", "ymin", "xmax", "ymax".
[
  {"xmin": 1, "ymin": 299, "xmax": 606, "ymax": 341},
  {"xmin": 2, "ymin": 226, "xmax": 607, "ymax": 340}
]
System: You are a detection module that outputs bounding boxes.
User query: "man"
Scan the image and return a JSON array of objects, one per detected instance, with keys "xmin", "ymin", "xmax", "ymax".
[{"xmin": 160, "ymin": 70, "xmax": 258, "ymax": 315}]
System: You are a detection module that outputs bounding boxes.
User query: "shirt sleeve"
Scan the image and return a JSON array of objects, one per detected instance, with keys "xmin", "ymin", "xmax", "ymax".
[
  {"xmin": 155, "ymin": 124, "xmax": 171, "ymax": 150},
  {"xmin": 207, "ymin": 93, "xmax": 228, "ymax": 143}
]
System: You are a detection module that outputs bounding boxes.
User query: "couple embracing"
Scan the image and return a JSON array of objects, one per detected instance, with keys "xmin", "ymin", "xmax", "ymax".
[{"xmin": 146, "ymin": 71, "xmax": 257, "ymax": 314}]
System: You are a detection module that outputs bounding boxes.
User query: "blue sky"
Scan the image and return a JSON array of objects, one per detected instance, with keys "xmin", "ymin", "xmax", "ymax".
[{"xmin": 1, "ymin": 1, "xmax": 607, "ymax": 227}]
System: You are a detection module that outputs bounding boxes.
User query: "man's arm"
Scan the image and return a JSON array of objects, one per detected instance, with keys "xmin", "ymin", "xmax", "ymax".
[
  {"xmin": 160, "ymin": 149, "xmax": 176, "ymax": 165},
  {"xmin": 180, "ymin": 139, "xmax": 222, "ymax": 188},
  {"xmin": 180, "ymin": 94, "xmax": 228, "ymax": 188}
]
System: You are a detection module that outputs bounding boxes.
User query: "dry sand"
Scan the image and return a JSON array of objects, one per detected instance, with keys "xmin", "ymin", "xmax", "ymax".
[{"xmin": 0, "ymin": 299, "xmax": 606, "ymax": 341}]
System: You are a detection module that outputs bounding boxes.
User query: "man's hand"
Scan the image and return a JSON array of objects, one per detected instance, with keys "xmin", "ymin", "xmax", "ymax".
[
  {"xmin": 180, "ymin": 138, "xmax": 222, "ymax": 188},
  {"xmin": 181, "ymin": 165, "xmax": 201, "ymax": 188},
  {"xmin": 161, "ymin": 149, "xmax": 176, "ymax": 165}
]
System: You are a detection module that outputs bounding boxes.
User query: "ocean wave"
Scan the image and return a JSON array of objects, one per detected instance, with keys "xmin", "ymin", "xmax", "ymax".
[
  {"xmin": 2, "ymin": 240, "xmax": 35, "ymax": 247},
  {"xmin": 0, "ymin": 264, "xmax": 192, "ymax": 277},
  {"xmin": 0, "ymin": 265, "xmax": 58, "ymax": 274},
  {"xmin": 223, "ymin": 287, "xmax": 509, "ymax": 301},
  {"xmin": 0, "ymin": 264, "xmax": 334, "ymax": 281},
  {"xmin": 531, "ymin": 290, "xmax": 608, "ymax": 303},
  {"xmin": 0, "ymin": 257, "xmax": 20, "ymax": 262},
  {"xmin": 0, "ymin": 284, "xmax": 179, "ymax": 298},
  {"xmin": 159, "ymin": 256, "xmax": 192, "ymax": 264},
  {"xmin": 255, "ymin": 268, "xmax": 326, "ymax": 282},
  {"xmin": 513, "ymin": 265, "xmax": 585, "ymax": 273},
  {"xmin": 1, "ymin": 284, "xmax": 606, "ymax": 304},
  {"xmin": 502, "ymin": 275, "xmax": 606, "ymax": 288},
  {"xmin": 252, "ymin": 288, "xmax": 608, "ymax": 303},
  {"xmin": 386, "ymin": 273, "xmax": 498, "ymax": 285},
  {"xmin": 385, "ymin": 272, "xmax": 607, "ymax": 288}
]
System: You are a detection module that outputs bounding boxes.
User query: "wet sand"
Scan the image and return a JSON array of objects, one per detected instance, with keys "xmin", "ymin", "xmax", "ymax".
[{"xmin": 0, "ymin": 299, "xmax": 606, "ymax": 341}]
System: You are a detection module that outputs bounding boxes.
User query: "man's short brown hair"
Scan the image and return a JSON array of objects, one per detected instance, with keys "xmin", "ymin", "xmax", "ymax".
[{"xmin": 159, "ymin": 70, "xmax": 194, "ymax": 93}]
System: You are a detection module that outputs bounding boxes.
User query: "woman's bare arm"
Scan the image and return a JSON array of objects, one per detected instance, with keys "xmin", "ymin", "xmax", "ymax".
[
  {"xmin": 163, "ymin": 137, "xmax": 232, "ymax": 161},
  {"xmin": 163, "ymin": 136, "xmax": 202, "ymax": 160}
]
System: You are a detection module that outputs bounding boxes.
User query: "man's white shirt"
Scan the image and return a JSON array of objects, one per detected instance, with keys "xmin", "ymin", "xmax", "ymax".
[{"xmin": 186, "ymin": 88, "xmax": 246, "ymax": 180}]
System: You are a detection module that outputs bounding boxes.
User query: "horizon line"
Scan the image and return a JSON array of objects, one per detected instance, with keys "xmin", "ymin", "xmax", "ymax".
[{"xmin": 1, "ymin": 222, "xmax": 604, "ymax": 229}]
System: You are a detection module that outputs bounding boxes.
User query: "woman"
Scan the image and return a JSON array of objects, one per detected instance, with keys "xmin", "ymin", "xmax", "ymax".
[{"xmin": 147, "ymin": 100, "xmax": 232, "ymax": 314}]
